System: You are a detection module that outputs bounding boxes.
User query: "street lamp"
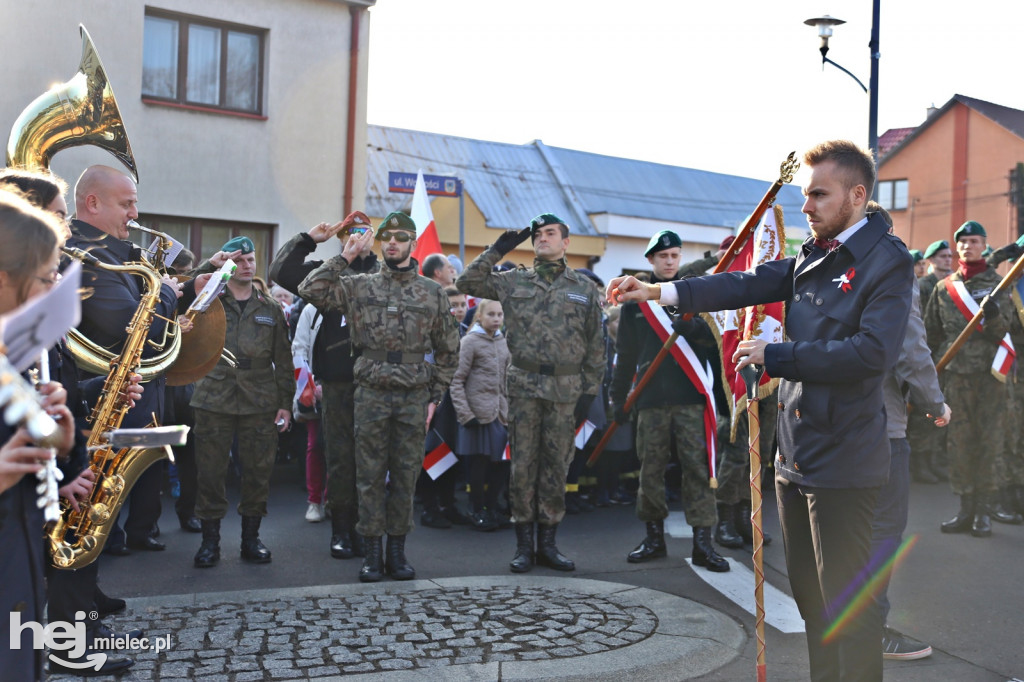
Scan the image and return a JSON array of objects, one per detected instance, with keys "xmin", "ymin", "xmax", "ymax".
[{"xmin": 804, "ymin": 1, "xmax": 881, "ymax": 167}]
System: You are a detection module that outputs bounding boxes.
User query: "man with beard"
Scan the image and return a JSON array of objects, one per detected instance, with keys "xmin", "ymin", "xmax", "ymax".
[
  {"xmin": 298, "ymin": 212, "xmax": 459, "ymax": 582},
  {"xmin": 607, "ymin": 140, "xmax": 914, "ymax": 682}
]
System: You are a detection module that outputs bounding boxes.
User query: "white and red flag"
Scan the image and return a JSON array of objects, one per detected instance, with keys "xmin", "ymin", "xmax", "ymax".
[
  {"xmin": 706, "ymin": 204, "xmax": 786, "ymax": 436},
  {"xmin": 410, "ymin": 170, "xmax": 443, "ymax": 268},
  {"xmin": 945, "ymin": 278, "xmax": 1016, "ymax": 381}
]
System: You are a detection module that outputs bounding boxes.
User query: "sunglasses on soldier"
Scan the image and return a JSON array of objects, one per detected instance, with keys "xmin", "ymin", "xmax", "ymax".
[{"xmin": 376, "ymin": 230, "xmax": 414, "ymax": 243}]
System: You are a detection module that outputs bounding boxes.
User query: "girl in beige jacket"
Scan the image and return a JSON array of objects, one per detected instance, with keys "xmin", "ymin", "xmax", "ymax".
[{"xmin": 449, "ymin": 299, "xmax": 510, "ymax": 530}]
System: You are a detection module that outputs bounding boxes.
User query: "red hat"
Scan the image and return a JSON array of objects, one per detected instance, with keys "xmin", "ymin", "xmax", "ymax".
[
  {"xmin": 341, "ymin": 211, "xmax": 371, "ymax": 229},
  {"xmin": 719, "ymin": 236, "xmax": 736, "ymax": 250}
]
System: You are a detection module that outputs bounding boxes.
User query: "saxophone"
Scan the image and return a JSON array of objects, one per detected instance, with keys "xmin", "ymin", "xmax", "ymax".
[{"xmin": 47, "ymin": 247, "xmax": 175, "ymax": 569}]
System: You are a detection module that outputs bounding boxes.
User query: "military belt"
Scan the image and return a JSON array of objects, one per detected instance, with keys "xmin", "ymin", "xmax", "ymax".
[
  {"xmin": 233, "ymin": 357, "xmax": 271, "ymax": 370},
  {"xmin": 512, "ymin": 359, "xmax": 581, "ymax": 376},
  {"xmin": 362, "ymin": 349, "xmax": 427, "ymax": 364}
]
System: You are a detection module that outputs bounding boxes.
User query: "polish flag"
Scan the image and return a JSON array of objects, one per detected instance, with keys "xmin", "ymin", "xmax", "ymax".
[
  {"xmin": 411, "ymin": 170, "xmax": 443, "ymax": 268},
  {"xmin": 423, "ymin": 442, "xmax": 457, "ymax": 480}
]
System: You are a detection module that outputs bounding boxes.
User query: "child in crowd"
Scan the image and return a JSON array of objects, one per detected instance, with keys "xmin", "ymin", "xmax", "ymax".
[
  {"xmin": 446, "ymin": 286, "xmax": 470, "ymax": 336},
  {"xmin": 449, "ymin": 299, "xmax": 510, "ymax": 531},
  {"xmin": 291, "ymin": 302, "xmax": 326, "ymax": 522}
]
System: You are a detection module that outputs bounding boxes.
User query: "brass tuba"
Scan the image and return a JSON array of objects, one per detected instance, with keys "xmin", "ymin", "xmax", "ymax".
[
  {"xmin": 6, "ymin": 25, "xmax": 137, "ymax": 180},
  {"xmin": 47, "ymin": 248, "xmax": 174, "ymax": 569}
]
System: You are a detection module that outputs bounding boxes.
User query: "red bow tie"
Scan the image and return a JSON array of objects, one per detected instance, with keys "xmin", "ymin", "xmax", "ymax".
[{"xmin": 813, "ymin": 238, "xmax": 841, "ymax": 253}]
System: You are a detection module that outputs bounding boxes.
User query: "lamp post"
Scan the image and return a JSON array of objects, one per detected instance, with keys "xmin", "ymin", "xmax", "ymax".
[{"xmin": 804, "ymin": 0, "xmax": 881, "ymax": 166}]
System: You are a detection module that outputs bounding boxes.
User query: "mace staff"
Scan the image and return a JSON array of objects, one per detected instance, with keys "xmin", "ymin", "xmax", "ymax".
[
  {"xmin": 739, "ymin": 363, "xmax": 768, "ymax": 682},
  {"xmin": 935, "ymin": 250, "xmax": 1024, "ymax": 374},
  {"xmin": 587, "ymin": 152, "xmax": 799, "ymax": 469}
]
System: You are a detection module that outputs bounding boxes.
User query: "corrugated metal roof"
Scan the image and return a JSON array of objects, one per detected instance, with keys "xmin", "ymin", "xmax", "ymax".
[
  {"xmin": 366, "ymin": 125, "xmax": 808, "ymax": 236},
  {"xmin": 542, "ymin": 144, "xmax": 807, "ymax": 230},
  {"xmin": 367, "ymin": 125, "xmax": 599, "ymax": 235}
]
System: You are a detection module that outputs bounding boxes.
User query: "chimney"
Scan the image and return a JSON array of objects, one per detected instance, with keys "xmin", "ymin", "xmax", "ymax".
[{"xmin": 926, "ymin": 103, "xmax": 939, "ymax": 120}]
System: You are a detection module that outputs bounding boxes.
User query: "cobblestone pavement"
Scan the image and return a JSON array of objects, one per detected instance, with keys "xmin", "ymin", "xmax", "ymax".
[{"xmin": 48, "ymin": 576, "xmax": 743, "ymax": 681}]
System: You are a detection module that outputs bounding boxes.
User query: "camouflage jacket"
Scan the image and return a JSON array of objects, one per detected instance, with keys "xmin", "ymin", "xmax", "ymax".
[
  {"xmin": 676, "ymin": 253, "xmax": 718, "ymax": 279},
  {"xmin": 456, "ymin": 247, "xmax": 605, "ymax": 402},
  {"xmin": 918, "ymin": 271, "xmax": 941, "ymax": 317},
  {"xmin": 297, "ymin": 256, "xmax": 459, "ymax": 402},
  {"xmin": 924, "ymin": 266, "xmax": 1011, "ymax": 375},
  {"xmin": 189, "ymin": 273, "xmax": 294, "ymax": 414}
]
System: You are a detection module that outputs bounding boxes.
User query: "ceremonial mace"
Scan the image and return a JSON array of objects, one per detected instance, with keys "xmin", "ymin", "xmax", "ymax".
[
  {"xmin": 935, "ymin": 249, "xmax": 1024, "ymax": 373},
  {"xmin": 588, "ymin": 152, "xmax": 800, "ymax": 468},
  {"xmin": 739, "ymin": 363, "xmax": 768, "ymax": 682}
]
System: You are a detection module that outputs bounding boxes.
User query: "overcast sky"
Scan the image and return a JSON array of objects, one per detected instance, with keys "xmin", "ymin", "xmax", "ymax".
[{"xmin": 367, "ymin": 0, "xmax": 1022, "ymax": 188}]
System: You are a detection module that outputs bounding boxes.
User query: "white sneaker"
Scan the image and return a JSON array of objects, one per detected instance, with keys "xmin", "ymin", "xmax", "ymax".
[{"xmin": 305, "ymin": 502, "xmax": 325, "ymax": 523}]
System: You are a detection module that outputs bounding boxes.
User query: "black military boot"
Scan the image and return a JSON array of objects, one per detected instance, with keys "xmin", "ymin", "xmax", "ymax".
[
  {"xmin": 989, "ymin": 490, "xmax": 1023, "ymax": 525},
  {"xmin": 627, "ymin": 520, "xmax": 668, "ymax": 563},
  {"xmin": 971, "ymin": 501, "xmax": 992, "ymax": 538},
  {"xmin": 330, "ymin": 511, "xmax": 355, "ymax": 559},
  {"xmin": 734, "ymin": 500, "xmax": 772, "ymax": 546},
  {"xmin": 940, "ymin": 494, "xmax": 974, "ymax": 533},
  {"xmin": 713, "ymin": 503, "xmax": 744, "ymax": 549},
  {"xmin": 536, "ymin": 524, "xmax": 575, "ymax": 571},
  {"xmin": 692, "ymin": 526, "xmax": 730, "ymax": 572},
  {"xmin": 385, "ymin": 535, "xmax": 416, "ymax": 580},
  {"xmin": 193, "ymin": 519, "xmax": 220, "ymax": 568},
  {"xmin": 359, "ymin": 536, "xmax": 384, "ymax": 582},
  {"xmin": 240, "ymin": 516, "xmax": 272, "ymax": 563},
  {"xmin": 509, "ymin": 523, "xmax": 535, "ymax": 573}
]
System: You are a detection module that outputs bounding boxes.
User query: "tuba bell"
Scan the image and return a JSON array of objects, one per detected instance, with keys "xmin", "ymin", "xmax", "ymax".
[{"xmin": 6, "ymin": 25, "xmax": 137, "ymax": 180}]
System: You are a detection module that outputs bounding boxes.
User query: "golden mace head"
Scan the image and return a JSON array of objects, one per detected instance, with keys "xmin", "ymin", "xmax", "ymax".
[{"xmin": 779, "ymin": 152, "xmax": 800, "ymax": 185}]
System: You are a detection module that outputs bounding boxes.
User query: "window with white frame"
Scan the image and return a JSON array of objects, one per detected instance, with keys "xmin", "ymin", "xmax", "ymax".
[
  {"xmin": 142, "ymin": 9, "xmax": 265, "ymax": 115},
  {"xmin": 877, "ymin": 179, "xmax": 909, "ymax": 211}
]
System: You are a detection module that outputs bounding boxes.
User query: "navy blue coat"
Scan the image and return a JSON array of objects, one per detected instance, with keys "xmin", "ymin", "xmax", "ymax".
[{"xmin": 671, "ymin": 213, "xmax": 914, "ymax": 488}]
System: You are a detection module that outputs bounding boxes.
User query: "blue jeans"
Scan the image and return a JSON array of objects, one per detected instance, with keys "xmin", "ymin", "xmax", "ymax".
[{"xmin": 870, "ymin": 437, "xmax": 910, "ymax": 624}]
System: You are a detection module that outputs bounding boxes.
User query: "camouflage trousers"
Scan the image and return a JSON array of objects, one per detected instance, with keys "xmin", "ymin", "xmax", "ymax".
[
  {"xmin": 353, "ymin": 384, "xmax": 429, "ymax": 537},
  {"xmin": 194, "ymin": 409, "xmax": 278, "ymax": 519},
  {"xmin": 636, "ymin": 404, "xmax": 716, "ymax": 526},
  {"xmin": 945, "ymin": 372, "xmax": 1008, "ymax": 496},
  {"xmin": 716, "ymin": 391, "xmax": 779, "ymax": 505},
  {"xmin": 1000, "ymin": 374, "xmax": 1024, "ymax": 486},
  {"xmin": 321, "ymin": 380, "xmax": 358, "ymax": 525},
  {"xmin": 507, "ymin": 396, "xmax": 576, "ymax": 525}
]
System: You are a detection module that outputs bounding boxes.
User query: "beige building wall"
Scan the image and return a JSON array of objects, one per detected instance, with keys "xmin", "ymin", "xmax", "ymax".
[{"xmin": 1, "ymin": 0, "xmax": 372, "ymax": 273}]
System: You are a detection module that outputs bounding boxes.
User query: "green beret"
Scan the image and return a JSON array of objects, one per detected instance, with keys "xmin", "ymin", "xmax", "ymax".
[
  {"xmin": 222, "ymin": 236, "xmax": 255, "ymax": 254},
  {"xmin": 909, "ymin": 249, "xmax": 923, "ymax": 263},
  {"xmin": 375, "ymin": 211, "xmax": 416, "ymax": 238},
  {"xmin": 954, "ymin": 220, "xmax": 986, "ymax": 241},
  {"xmin": 923, "ymin": 240, "xmax": 949, "ymax": 259},
  {"xmin": 644, "ymin": 230, "xmax": 683, "ymax": 257},
  {"xmin": 530, "ymin": 213, "xmax": 568, "ymax": 235}
]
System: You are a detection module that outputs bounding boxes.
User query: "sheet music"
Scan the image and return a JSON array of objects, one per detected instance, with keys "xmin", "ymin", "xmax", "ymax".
[{"xmin": 0, "ymin": 260, "xmax": 82, "ymax": 372}]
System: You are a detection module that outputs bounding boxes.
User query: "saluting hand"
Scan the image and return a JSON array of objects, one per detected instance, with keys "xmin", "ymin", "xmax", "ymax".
[
  {"xmin": 308, "ymin": 221, "xmax": 346, "ymax": 244},
  {"xmin": 341, "ymin": 226, "xmax": 375, "ymax": 262},
  {"xmin": 210, "ymin": 249, "xmax": 242, "ymax": 268}
]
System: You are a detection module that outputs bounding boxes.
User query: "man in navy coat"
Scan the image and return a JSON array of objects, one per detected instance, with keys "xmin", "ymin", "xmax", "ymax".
[{"xmin": 608, "ymin": 140, "xmax": 914, "ymax": 681}]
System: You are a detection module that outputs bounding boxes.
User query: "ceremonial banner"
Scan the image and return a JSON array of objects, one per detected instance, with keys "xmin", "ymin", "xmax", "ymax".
[
  {"xmin": 639, "ymin": 301, "xmax": 719, "ymax": 483},
  {"xmin": 945, "ymin": 278, "xmax": 1016, "ymax": 381},
  {"xmin": 411, "ymin": 170, "xmax": 443, "ymax": 268},
  {"xmin": 706, "ymin": 205, "xmax": 786, "ymax": 436}
]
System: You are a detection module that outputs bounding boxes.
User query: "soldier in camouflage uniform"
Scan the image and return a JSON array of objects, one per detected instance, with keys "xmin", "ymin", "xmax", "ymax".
[
  {"xmin": 908, "ymin": 238, "xmax": 956, "ymax": 483},
  {"xmin": 609, "ymin": 230, "xmax": 729, "ymax": 572},
  {"xmin": 298, "ymin": 212, "xmax": 459, "ymax": 582},
  {"xmin": 456, "ymin": 213, "xmax": 605, "ymax": 573},
  {"xmin": 270, "ymin": 211, "xmax": 380, "ymax": 560},
  {"xmin": 926, "ymin": 221, "xmax": 1015, "ymax": 537},
  {"xmin": 191, "ymin": 236, "xmax": 295, "ymax": 567}
]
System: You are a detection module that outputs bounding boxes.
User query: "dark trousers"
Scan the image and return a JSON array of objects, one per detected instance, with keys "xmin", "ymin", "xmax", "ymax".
[
  {"xmin": 47, "ymin": 562, "xmax": 98, "ymax": 632},
  {"xmin": 776, "ymin": 477, "xmax": 883, "ymax": 682},
  {"xmin": 870, "ymin": 438, "xmax": 910, "ymax": 624}
]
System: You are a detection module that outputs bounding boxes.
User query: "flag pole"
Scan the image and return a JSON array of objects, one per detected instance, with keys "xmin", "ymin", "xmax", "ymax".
[
  {"xmin": 587, "ymin": 152, "xmax": 799, "ymax": 469},
  {"xmin": 740, "ymin": 363, "xmax": 768, "ymax": 682}
]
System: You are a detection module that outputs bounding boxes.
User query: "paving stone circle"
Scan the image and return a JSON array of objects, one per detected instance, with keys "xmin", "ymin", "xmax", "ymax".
[{"xmin": 53, "ymin": 584, "xmax": 659, "ymax": 679}]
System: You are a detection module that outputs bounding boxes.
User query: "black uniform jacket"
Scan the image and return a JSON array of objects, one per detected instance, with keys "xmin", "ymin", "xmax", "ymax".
[{"xmin": 671, "ymin": 213, "xmax": 914, "ymax": 488}]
